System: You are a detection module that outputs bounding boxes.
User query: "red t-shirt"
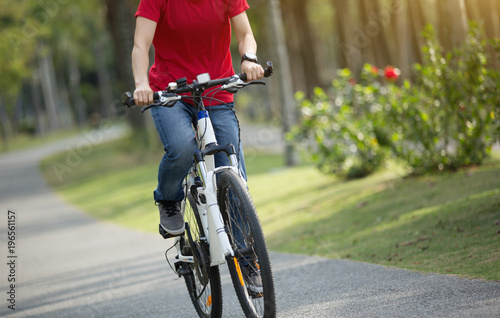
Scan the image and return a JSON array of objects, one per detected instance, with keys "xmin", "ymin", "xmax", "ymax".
[{"xmin": 135, "ymin": 0, "xmax": 250, "ymax": 105}]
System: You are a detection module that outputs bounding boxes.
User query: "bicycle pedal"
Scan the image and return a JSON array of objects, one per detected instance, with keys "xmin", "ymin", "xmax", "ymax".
[
  {"xmin": 158, "ymin": 224, "xmax": 183, "ymax": 239},
  {"xmin": 174, "ymin": 261, "xmax": 191, "ymax": 276}
]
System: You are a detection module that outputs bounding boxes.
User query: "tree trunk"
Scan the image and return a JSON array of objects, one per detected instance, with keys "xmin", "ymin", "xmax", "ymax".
[
  {"xmin": 359, "ymin": 0, "xmax": 377, "ymax": 66},
  {"xmin": 394, "ymin": 0, "xmax": 411, "ymax": 80},
  {"xmin": 282, "ymin": 0, "xmax": 321, "ymax": 97},
  {"xmin": 373, "ymin": 0, "xmax": 398, "ymax": 66},
  {"xmin": 0, "ymin": 96, "xmax": 8, "ymax": 151},
  {"xmin": 269, "ymin": 0, "xmax": 298, "ymax": 166},
  {"xmin": 280, "ymin": 3, "xmax": 303, "ymax": 94},
  {"xmin": 30, "ymin": 70, "xmax": 47, "ymax": 136},
  {"xmin": 30, "ymin": 69, "xmax": 46, "ymax": 136},
  {"xmin": 437, "ymin": 0, "xmax": 468, "ymax": 52},
  {"xmin": 105, "ymin": 0, "xmax": 147, "ymax": 134},
  {"xmin": 58, "ymin": 77, "xmax": 74, "ymax": 129},
  {"xmin": 359, "ymin": 0, "xmax": 395, "ymax": 67},
  {"xmin": 67, "ymin": 52, "xmax": 87, "ymax": 126},
  {"xmin": 475, "ymin": 0, "xmax": 500, "ymax": 69},
  {"xmin": 332, "ymin": 0, "xmax": 363, "ymax": 73},
  {"xmin": 488, "ymin": 0, "xmax": 500, "ymax": 37},
  {"xmin": 94, "ymin": 39, "xmax": 115, "ymax": 119},
  {"xmin": 38, "ymin": 43, "xmax": 60, "ymax": 132},
  {"xmin": 488, "ymin": 0, "xmax": 500, "ymax": 69},
  {"xmin": 408, "ymin": 0, "xmax": 427, "ymax": 65},
  {"xmin": 464, "ymin": 0, "xmax": 481, "ymax": 22}
]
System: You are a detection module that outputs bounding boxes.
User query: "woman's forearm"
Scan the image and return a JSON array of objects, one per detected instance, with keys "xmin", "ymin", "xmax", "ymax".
[
  {"xmin": 238, "ymin": 33, "xmax": 257, "ymax": 56},
  {"xmin": 132, "ymin": 16, "xmax": 156, "ymax": 105},
  {"xmin": 132, "ymin": 45, "xmax": 150, "ymax": 88}
]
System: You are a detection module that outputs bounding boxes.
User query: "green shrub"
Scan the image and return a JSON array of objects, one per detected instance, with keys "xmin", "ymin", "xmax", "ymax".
[
  {"xmin": 290, "ymin": 24, "xmax": 500, "ymax": 178},
  {"xmin": 290, "ymin": 66, "xmax": 388, "ymax": 179},
  {"xmin": 381, "ymin": 25, "xmax": 498, "ymax": 173}
]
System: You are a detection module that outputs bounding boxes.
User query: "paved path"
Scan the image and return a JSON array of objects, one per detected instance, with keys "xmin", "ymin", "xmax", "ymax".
[{"xmin": 0, "ymin": 127, "xmax": 499, "ymax": 318}]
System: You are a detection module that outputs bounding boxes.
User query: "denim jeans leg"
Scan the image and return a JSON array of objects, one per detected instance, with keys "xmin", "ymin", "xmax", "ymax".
[
  {"xmin": 151, "ymin": 101, "xmax": 197, "ymax": 202},
  {"xmin": 208, "ymin": 103, "xmax": 247, "ymax": 181}
]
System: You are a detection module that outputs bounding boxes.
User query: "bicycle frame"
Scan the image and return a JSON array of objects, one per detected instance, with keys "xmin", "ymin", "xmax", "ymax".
[{"xmin": 173, "ymin": 76, "xmax": 244, "ymax": 266}]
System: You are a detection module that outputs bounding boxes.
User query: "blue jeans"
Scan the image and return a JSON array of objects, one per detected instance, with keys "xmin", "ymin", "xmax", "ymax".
[{"xmin": 151, "ymin": 101, "xmax": 247, "ymax": 202}]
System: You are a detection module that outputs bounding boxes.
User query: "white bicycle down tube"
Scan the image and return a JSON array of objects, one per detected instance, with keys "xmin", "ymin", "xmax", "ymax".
[
  {"xmin": 197, "ymin": 110, "xmax": 216, "ymax": 172},
  {"xmin": 204, "ymin": 170, "xmax": 234, "ymax": 266}
]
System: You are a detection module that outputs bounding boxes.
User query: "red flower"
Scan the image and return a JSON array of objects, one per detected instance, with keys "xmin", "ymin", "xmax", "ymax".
[
  {"xmin": 348, "ymin": 78, "xmax": 357, "ymax": 86},
  {"xmin": 371, "ymin": 66, "xmax": 379, "ymax": 76},
  {"xmin": 384, "ymin": 66, "xmax": 401, "ymax": 81}
]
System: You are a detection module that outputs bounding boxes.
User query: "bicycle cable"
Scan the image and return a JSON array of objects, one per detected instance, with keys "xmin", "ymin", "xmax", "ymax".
[{"xmin": 164, "ymin": 244, "xmax": 178, "ymax": 276}]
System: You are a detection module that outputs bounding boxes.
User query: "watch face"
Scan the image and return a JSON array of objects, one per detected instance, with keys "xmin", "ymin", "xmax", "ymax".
[{"xmin": 244, "ymin": 53, "xmax": 258, "ymax": 62}]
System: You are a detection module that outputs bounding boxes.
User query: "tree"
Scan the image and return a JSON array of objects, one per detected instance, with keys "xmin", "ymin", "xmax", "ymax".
[
  {"xmin": 268, "ymin": 0, "xmax": 298, "ymax": 166},
  {"xmin": 331, "ymin": 0, "xmax": 363, "ymax": 72},
  {"xmin": 282, "ymin": 0, "xmax": 321, "ymax": 97},
  {"xmin": 408, "ymin": 0, "xmax": 428, "ymax": 65},
  {"xmin": 104, "ymin": 0, "xmax": 147, "ymax": 138},
  {"xmin": 359, "ymin": 0, "xmax": 394, "ymax": 67},
  {"xmin": 394, "ymin": 0, "xmax": 411, "ymax": 79},
  {"xmin": 0, "ymin": 1, "xmax": 37, "ymax": 145},
  {"xmin": 437, "ymin": 0, "xmax": 468, "ymax": 52}
]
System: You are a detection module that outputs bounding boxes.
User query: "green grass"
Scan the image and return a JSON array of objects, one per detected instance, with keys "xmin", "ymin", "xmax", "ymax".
[
  {"xmin": 250, "ymin": 160, "xmax": 500, "ymax": 281},
  {"xmin": 40, "ymin": 140, "xmax": 500, "ymax": 280},
  {"xmin": 0, "ymin": 129, "xmax": 82, "ymax": 154}
]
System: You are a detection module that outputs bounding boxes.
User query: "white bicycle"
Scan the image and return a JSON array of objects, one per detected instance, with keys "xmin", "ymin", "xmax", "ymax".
[{"xmin": 123, "ymin": 62, "xmax": 276, "ymax": 318}]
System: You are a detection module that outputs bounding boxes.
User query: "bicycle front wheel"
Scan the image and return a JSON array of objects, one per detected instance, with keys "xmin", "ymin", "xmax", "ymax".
[
  {"xmin": 217, "ymin": 171, "xmax": 276, "ymax": 318},
  {"xmin": 183, "ymin": 194, "xmax": 223, "ymax": 318}
]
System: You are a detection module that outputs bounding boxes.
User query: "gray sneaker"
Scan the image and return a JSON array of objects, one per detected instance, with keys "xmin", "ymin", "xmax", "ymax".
[
  {"xmin": 242, "ymin": 264, "xmax": 263, "ymax": 294},
  {"xmin": 158, "ymin": 201, "xmax": 184, "ymax": 235}
]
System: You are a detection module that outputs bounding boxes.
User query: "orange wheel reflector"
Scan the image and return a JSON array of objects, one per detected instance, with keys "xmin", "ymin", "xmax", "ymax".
[
  {"xmin": 234, "ymin": 257, "xmax": 245, "ymax": 286},
  {"xmin": 206, "ymin": 295, "xmax": 212, "ymax": 307}
]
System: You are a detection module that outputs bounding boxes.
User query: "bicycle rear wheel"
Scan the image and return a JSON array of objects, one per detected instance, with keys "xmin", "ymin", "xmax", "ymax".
[
  {"xmin": 217, "ymin": 171, "xmax": 276, "ymax": 318},
  {"xmin": 182, "ymin": 194, "xmax": 223, "ymax": 318}
]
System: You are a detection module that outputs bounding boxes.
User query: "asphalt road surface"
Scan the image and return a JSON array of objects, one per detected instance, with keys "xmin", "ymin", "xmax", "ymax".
[{"xmin": 1, "ymin": 127, "xmax": 499, "ymax": 318}]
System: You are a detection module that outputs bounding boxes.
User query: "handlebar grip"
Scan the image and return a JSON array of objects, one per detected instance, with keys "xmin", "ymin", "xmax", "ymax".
[
  {"xmin": 122, "ymin": 91, "xmax": 160, "ymax": 107},
  {"xmin": 237, "ymin": 61, "xmax": 274, "ymax": 82},
  {"xmin": 122, "ymin": 92, "xmax": 135, "ymax": 107},
  {"xmin": 264, "ymin": 61, "xmax": 273, "ymax": 77}
]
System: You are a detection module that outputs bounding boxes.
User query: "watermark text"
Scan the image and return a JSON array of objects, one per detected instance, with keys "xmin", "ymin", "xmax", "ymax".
[{"xmin": 6, "ymin": 210, "xmax": 17, "ymax": 310}]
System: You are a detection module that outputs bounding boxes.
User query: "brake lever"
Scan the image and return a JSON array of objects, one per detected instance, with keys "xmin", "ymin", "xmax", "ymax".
[
  {"xmin": 141, "ymin": 101, "xmax": 164, "ymax": 113},
  {"xmin": 223, "ymin": 78, "xmax": 266, "ymax": 94},
  {"xmin": 244, "ymin": 80, "xmax": 266, "ymax": 86}
]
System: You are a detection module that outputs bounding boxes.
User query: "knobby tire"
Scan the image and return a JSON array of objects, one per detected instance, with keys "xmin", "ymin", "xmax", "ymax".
[{"xmin": 217, "ymin": 171, "xmax": 276, "ymax": 318}]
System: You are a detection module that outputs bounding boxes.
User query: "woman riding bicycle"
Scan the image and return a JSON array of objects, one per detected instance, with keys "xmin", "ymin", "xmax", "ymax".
[{"xmin": 131, "ymin": 0, "xmax": 264, "ymax": 291}]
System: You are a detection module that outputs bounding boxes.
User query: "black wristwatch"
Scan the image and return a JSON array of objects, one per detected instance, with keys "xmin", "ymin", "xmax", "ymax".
[{"xmin": 241, "ymin": 52, "xmax": 258, "ymax": 64}]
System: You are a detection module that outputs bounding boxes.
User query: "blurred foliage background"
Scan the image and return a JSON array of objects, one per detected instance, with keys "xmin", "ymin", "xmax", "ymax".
[{"xmin": 1, "ymin": 0, "xmax": 499, "ymax": 175}]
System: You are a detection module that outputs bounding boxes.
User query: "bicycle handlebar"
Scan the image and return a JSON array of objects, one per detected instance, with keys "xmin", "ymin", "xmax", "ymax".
[{"xmin": 122, "ymin": 61, "xmax": 273, "ymax": 108}]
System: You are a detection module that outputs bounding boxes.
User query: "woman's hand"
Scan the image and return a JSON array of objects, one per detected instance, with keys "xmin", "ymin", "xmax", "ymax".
[
  {"xmin": 134, "ymin": 83, "xmax": 154, "ymax": 107},
  {"xmin": 241, "ymin": 60, "xmax": 264, "ymax": 81}
]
